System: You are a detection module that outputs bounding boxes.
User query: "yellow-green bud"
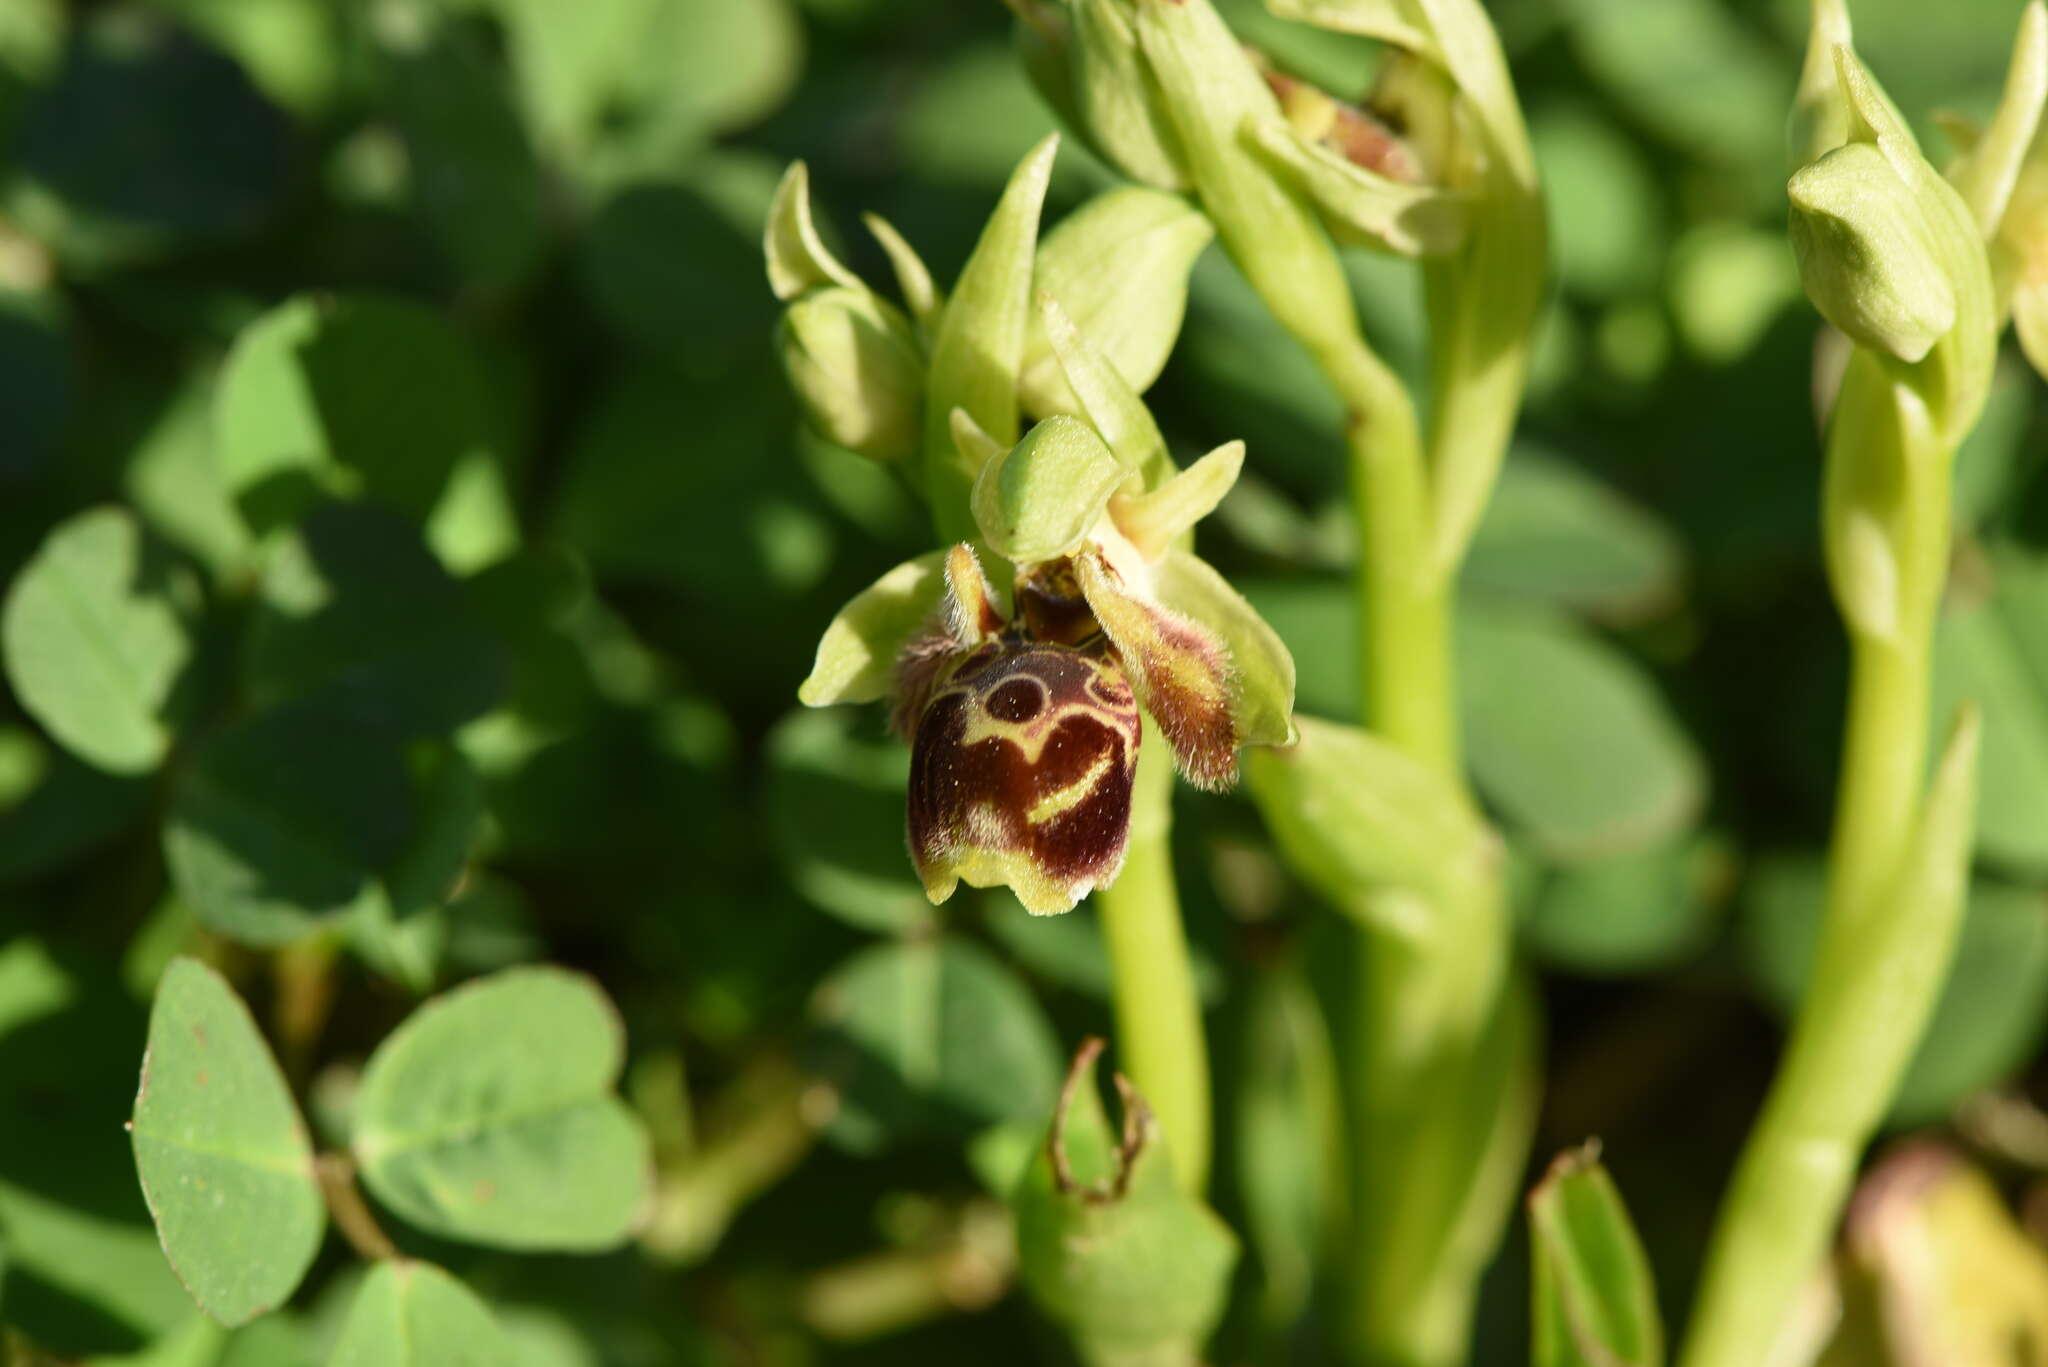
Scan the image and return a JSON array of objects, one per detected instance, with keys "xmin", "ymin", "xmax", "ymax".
[
  {"xmin": 1789, "ymin": 140, "xmax": 1958, "ymax": 364},
  {"xmin": 778, "ymin": 286, "xmax": 924, "ymax": 463},
  {"xmin": 1013, "ymin": 1040, "xmax": 1236, "ymax": 1367}
]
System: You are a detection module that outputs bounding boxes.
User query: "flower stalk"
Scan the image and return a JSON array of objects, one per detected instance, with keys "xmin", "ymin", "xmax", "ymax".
[
  {"xmin": 1677, "ymin": 8, "xmax": 2040, "ymax": 1364},
  {"xmin": 1020, "ymin": 1, "xmax": 1545, "ymax": 1360},
  {"xmin": 769, "ymin": 148, "xmax": 1297, "ymax": 1204}
]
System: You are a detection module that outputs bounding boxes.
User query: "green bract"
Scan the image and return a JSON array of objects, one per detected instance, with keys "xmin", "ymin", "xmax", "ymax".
[
  {"xmin": 1013, "ymin": 1041, "xmax": 1237, "ymax": 1366},
  {"xmin": 1021, "ymin": 186, "xmax": 1213, "ymax": 419},
  {"xmin": 1527, "ymin": 1145, "xmax": 1663, "ymax": 1367}
]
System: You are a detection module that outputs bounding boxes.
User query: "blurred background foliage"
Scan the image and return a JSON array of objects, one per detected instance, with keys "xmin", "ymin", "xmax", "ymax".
[{"xmin": 0, "ymin": 0, "xmax": 2044, "ymax": 1363}]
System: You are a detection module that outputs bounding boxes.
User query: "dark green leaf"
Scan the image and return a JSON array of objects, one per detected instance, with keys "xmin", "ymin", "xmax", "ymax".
[
  {"xmin": 243, "ymin": 503, "xmax": 505, "ymax": 739},
  {"xmin": 762, "ymin": 708, "xmax": 929, "ymax": 935},
  {"xmin": 807, "ymin": 937, "xmax": 1064, "ymax": 1153},
  {"xmin": 1460, "ymin": 603, "xmax": 1706, "ymax": 863},
  {"xmin": 1520, "ymin": 832, "xmax": 1730, "ymax": 977},
  {"xmin": 214, "ymin": 295, "xmax": 502, "ymax": 534}
]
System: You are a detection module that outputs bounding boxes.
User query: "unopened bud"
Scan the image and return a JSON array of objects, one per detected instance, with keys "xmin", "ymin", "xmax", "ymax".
[
  {"xmin": 1066, "ymin": 0, "xmax": 1192, "ymax": 191},
  {"xmin": 778, "ymin": 286, "xmax": 924, "ymax": 462},
  {"xmin": 1789, "ymin": 140, "xmax": 1958, "ymax": 363}
]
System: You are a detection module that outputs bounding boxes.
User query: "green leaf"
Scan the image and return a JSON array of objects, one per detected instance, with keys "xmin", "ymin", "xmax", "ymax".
[
  {"xmin": 214, "ymin": 294, "xmax": 501, "ymax": 534},
  {"xmin": 327, "ymin": 1260, "xmax": 509, "ymax": 1367},
  {"xmin": 762, "ymin": 708, "xmax": 930, "ymax": 935},
  {"xmin": 163, "ymin": 710, "xmax": 474, "ymax": 948},
  {"xmin": 1528, "ymin": 1143, "xmax": 1663, "ymax": 1367},
  {"xmin": 1520, "ymin": 832, "xmax": 1730, "ymax": 977},
  {"xmin": 382, "ymin": 27, "xmax": 546, "ymax": 293},
  {"xmin": 1932, "ymin": 546, "xmax": 2048, "ymax": 877},
  {"xmin": 131, "ymin": 958, "xmax": 324, "ymax": 1326},
  {"xmin": 923, "ymin": 134, "xmax": 1060, "ymax": 541},
  {"xmin": 352, "ymin": 966, "xmax": 652, "ymax": 1250},
  {"xmin": 1244, "ymin": 715, "xmax": 1493, "ymax": 918},
  {"xmin": 0, "ymin": 286, "xmax": 73, "ymax": 481},
  {"xmin": 1745, "ymin": 859, "xmax": 2048, "ymax": 1127},
  {"xmin": 10, "ymin": 12, "xmax": 291, "ymax": 264},
  {"xmin": 243, "ymin": 503, "xmax": 506, "ymax": 739},
  {"xmin": 807, "ymin": 937, "xmax": 1064, "ymax": 1153},
  {"xmin": 972, "ymin": 415, "xmax": 1123, "ymax": 564},
  {"xmin": 1525, "ymin": 107, "xmax": 1660, "ymax": 298},
  {"xmin": 579, "ymin": 156, "xmax": 783, "ymax": 363},
  {"xmin": 2, "ymin": 506, "xmax": 197, "ymax": 775},
  {"xmin": 124, "ymin": 378, "xmax": 256, "ymax": 581},
  {"xmin": 1235, "ymin": 960, "xmax": 1344, "ymax": 1326},
  {"xmin": 1459, "ymin": 603, "xmax": 1706, "ymax": 863},
  {"xmin": 1462, "ymin": 449, "xmax": 1684, "ymax": 624},
  {"xmin": 799, "ymin": 551, "xmax": 949, "ymax": 708}
]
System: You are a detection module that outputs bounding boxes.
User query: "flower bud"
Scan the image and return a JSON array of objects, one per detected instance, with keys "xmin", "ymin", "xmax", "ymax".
[
  {"xmin": 1836, "ymin": 1144, "xmax": 2048, "ymax": 1362},
  {"xmin": 1789, "ymin": 140, "xmax": 1959, "ymax": 364},
  {"xmin": 778, "ymin": 286, "xmax": 924, "ymax": 463},
  {"xmin": 1009, "ymin": 0, "xmax": 1190, "ymax": 191},
  {"xmin": 1013, "ymin": 1040, "xmax": 1237, "ymax": 1365}
]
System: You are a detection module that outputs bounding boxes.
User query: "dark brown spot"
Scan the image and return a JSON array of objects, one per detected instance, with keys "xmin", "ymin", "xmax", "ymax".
[
  {"xmin": 987, "ymin": 678, "xmax": 1045, "ymax": 722},
  {"xmin": 195, "ymin": 1070, "xmax": 207, "ymax": 1088}
]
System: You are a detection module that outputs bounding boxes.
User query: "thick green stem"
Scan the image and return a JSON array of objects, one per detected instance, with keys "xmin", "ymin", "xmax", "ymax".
[
  {"xmin": 1305, "ymin": 330, "xmax": 1520, "ymax": 1367},
  {"xmin": 1097, "ymin": 728, "xmax": 1211, "ymax": 1192},
  {"xmin": 1678, "ymin": 406, "xmax": 1954, "ymax": 1367}
]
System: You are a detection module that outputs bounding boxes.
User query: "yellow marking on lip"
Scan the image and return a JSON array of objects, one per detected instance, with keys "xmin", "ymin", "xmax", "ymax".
[{"xmin": 1027, "ymin": 745, "xmax": 1118, "ymax": 825}]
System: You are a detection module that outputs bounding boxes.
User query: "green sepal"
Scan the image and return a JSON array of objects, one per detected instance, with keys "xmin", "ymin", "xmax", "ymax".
[
  {"xmin": 1243, "ymin": 715, "xmax": 1494, "ymax": 919},
  {"xmin": 1791, "ymin": 0, "xmax": 1856, "ymax": 171},
  {"xmin": 799, "ymin": 550, "xmax": 950, "ymax": 707},
  {"xmin": 1260, "ymin": 0, "xmax": 1433, "ymax": 57},
  {"xmin": 1152, "ymin": 548, "xmax": 1295, "ymax": 750},
  {"xmin": 1245, "ymin": 115, "xmax": 1469, "ymax": 258},
  {"xmin": 1013, "ymin": 1040, "xmax": 1237, "ymax": 1367},
  {"xmin": 764, "ymin": 161, "xmax": 863, "ymax": 302},
  {"xmin": 778, "ymin": 285, "xmax": 925, "ymax": 463},
  {"xmin": 1022, "ymin": 187, "xmax": 1213, "ymax": 420},
  {"xmin": 973, "ymin": 415, "xmax": 1124, "ymax": 565},
  {"xmin": 1134, "ymin": 0, "xmax": 1362, "ymax": 357},
  {"xmin": 1941, "ymin": 2, "xmax": 2046, "ymax": 239},
  {"xmin": 925, "ymin": 134, "xmax": 1061, "ymax": 541},
  {"xmin": 1114, "ymin": 440, "xmax": 1243, "ymax": 559},
  {"xmin": 864, "ymin": 211, "xmax": 945, "ymax": 332},
  {"xmin": 1528, "ymin": 1143, "xmax": 1664, "ymax": 1367},
  {"xmin": 1040, "ymin": 293, "xmax": 1171, "ymax": 487}
]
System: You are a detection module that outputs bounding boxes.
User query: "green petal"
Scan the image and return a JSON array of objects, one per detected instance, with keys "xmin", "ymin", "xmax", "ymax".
[
  {"xmin": 800, "ymin": 550, "xmax": 950, "ymax": 707},
  {"xmin": 973, "ymin": 415, "xmax": 1124, "ymax": 564},
  {"xmin": 1113, "ymin": 440, "xmax": 1244, "ymax": 559}
]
